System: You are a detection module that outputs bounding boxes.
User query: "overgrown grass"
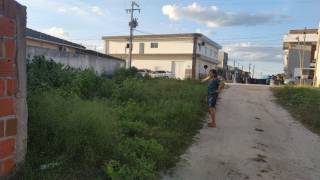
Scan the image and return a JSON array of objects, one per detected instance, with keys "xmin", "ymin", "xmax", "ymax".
[
  {"xmin": 273, "ymin": 86, "xmax": 320, "ymax": 133},
  {"xmin": 15, "ymin": 57, "xmax": 207, "ymax": 179}
]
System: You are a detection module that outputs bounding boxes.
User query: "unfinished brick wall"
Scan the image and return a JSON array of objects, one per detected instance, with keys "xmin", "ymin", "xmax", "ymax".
[{"xmin": 0, "ymin": 0, "xmax": 27, "ymax": 177}]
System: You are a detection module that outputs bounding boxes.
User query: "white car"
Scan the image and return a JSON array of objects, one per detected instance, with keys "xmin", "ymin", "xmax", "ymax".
[
  {"xmin": 165, "ymin": 71, "xmax": 175, "ymax": 78},
  {"xmin": 150, "ymin": 71, "xmax": 165, "ymax": 78},
  {"xmin": 284, "ymin": 78, "xmax": 296, "ymax": 85},
  {"xmin": 150, "ymin": 71, "xmax": 175, "ymax": 78},
  {"xmin": 138, "ymin": 69, "xmax": 151, "ymax": 77}
]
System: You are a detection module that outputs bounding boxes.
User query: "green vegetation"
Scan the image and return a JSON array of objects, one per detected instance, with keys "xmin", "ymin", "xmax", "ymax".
[
  {"xmin": 273, "ymin": 86, "xmax": 320, "ymax": 133},
  {"xmin": 16, "ymin": 56, "xmax": 207, "ymax": 179}
]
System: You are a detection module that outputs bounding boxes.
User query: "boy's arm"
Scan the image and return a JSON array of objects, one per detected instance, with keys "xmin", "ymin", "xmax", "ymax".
[
  {"xmin": 201, "ymin": 76, "xmax": 211, "ymax": 83},
  {"xmin": 218, "ymin": 81, "xmax": 225, "ymax": 92},
  {"xmin": 217, "ymin": 78, "xmax": 225, "ymax": 93}
]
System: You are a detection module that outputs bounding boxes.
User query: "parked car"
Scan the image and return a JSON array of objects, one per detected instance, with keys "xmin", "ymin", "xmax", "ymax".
[
  {"xmin": 284, "ymin": 78, "xmax": 296, "ymax": 85},
  {"xmin": 165, "ymin": 71, "xmax": 175, "ymax": 78},
  {"xmin": 150, "ymin": 71, "xmax": 166, "ymax": 78},
  {"xmin": 150, "ymin": 71, "xmax": 175, "ymax": 78},
  {"xmin": 266, "ymin": 76, "xmax": 272, "ymax": 85},
  {"xmin": 138, "ymin": 69, "xmax": 151, "ymax": 77}
]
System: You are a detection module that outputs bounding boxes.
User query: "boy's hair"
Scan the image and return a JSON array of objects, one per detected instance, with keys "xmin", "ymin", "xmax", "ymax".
[{"xmin": 209, "ymin": 69, "xmax": 217, "ymax": 78}]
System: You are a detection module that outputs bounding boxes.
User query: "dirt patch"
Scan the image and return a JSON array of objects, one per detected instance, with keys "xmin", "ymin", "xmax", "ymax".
[
  {"xmin": 251, "ymin": 154, "xmax": 268, "ymax": 163},
  {"xmin": 255, "ymin": 128, "xmax": 265, "ymax": 132}
]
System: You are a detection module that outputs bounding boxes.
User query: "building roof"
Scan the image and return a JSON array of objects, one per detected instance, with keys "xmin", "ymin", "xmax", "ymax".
[
  {"xmin": 102, "ymin": 33, "xmax": 222, "ymax": 49},
  {"xmin": 289, "ymin": 29, "xmax": 318, "ymax": 34},
  {"xmin": 26, "ymin": 28, "xmax": 124, "ymax": 62},
  {"xmin": 78, "ymin": 49, "xmax": 125, "ymax": 62},
  {"xmin": 26, "ymin": 28, "xmax": 86, "ymax": 49}
]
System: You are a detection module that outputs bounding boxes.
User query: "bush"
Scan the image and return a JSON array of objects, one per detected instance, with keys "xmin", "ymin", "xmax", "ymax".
[
  {"xmin": 273, "ymin": 86, "xmax": 320, "ymax": 133},
  {"xmin": 113, "ymin": 67, "xmax": 142, "ymax": 83},
  {"xmin": 24, "ymin": 91, "xmax": 118, "ymax": 179},
  {"xmin": 105, "ymin": 138, "xmax": 168, "ymax": 180},
  {"xmin": 20, "ymin": 57, "xmax": 207, "ymax": 179}
]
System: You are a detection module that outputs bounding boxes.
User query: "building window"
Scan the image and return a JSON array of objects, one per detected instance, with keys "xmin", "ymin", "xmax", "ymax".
[
  {"xmin": 139, "ymin": 43, "xmax": 145, "ymax": 54},
  {"xmin": 151, "ymin": 42, "xmax": 158, "ymax": 48},
  {"xmin": 58, "ymin": 46, "xmax": 67, "ymax": 52}
]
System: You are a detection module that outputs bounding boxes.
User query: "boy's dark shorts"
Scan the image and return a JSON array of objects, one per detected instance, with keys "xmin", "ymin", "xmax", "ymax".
[{"xmin": 208, "ymin": 95, "xmax": 218, "ymax": 108}]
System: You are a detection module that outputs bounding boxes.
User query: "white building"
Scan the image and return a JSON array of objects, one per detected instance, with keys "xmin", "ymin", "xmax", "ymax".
[
  {"xmin": 316, "ymin": 26, "xmax": 320, "ymax": 87},
  {"xmin": 102, "ymin": 33, "xmax": 222, "ymax": 79},
  {"xmin": 283, "ymin": 29, "xmax": 318, "ymax": 80},
  {"xmin": 218, "ymin": 51, "xmax": 228, "ymax": 70}
]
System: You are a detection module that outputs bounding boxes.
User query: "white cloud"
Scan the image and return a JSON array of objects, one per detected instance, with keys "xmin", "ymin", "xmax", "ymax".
[
  {"xmin": 162, "ymin": 3, "xmax": 291, "ymax": 27},
  {"xmin": 195, "ymin": 28, "xmax": 215, "ymax": 37},
  {"xmin": 57, "ymin": 4, "xmax": 106, "ymax": 17},
  {"xmin": 89, "ymin": 6, "xmax": 105, "ymax": 16},
  {"xmin": 42, "ymin": 27, "xmax": 69, "ymax": 39},
  {"xmin": 58, "ymin": 7, "xmax": 67, "ymax": 13},
  {"xmin": 223, "ymin": 42, "xmax": 282, "ymax": 63}
]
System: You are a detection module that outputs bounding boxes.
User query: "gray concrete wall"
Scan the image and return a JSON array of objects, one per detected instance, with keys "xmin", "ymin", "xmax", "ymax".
[
  {"xmin": 26, "ymin": 46, "xmax": 125, "ymax": 75},
  {"xmin": 287, "ymin": 48, "xmax": 311, "ymax": 78},
  {"xmin": 15, "ymin": 2, "xmax": 28, "ymax": 167}
]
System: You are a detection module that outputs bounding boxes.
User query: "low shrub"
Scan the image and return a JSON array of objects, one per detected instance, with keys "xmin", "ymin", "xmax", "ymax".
[
  {"xmin": 273, "ymin": 86, "xmax": 320, "ymax": 133},
  {"xmin": 23, "ymin": 91, "xmax": 118, "ymax": 179},
  {"xmin": 19, "ymin": 57, "xmax": 207, "ymax": 179}
]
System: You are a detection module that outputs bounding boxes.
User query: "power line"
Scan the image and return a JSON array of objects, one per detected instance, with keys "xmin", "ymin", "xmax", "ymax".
[{"xmin": 134, "ymin": 29, "xmax": 156, "ymax": 35}]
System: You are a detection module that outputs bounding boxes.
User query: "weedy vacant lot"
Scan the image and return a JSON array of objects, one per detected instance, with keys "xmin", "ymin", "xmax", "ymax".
[
  {"xmin": 15, "ymin": 57, "xmax": 207, "ymax": 180},
  {"xmin": 273, "ymin": 86, "xmax": 320, "ymax": 134}
]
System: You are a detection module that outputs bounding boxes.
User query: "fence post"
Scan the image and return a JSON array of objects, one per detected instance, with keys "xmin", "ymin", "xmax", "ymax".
[{"xmin": 0, "ymin": 0, "xmax": 27, "ymax": 177}]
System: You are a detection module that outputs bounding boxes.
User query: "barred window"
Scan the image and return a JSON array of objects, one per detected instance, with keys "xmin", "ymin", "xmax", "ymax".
[{"xmin": 151, "ymin": 42, "xmax": 158, "ymax": 48}]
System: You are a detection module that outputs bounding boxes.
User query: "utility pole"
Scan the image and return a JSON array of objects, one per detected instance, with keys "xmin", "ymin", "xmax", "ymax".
[
  {"xmin": 302, "ymin": 27, "xmax": 307, "ymax": 85},
  {"xmin": 233, "ymin": 60, "xmax": 236, "ymax": 83},
  {"xmin": 249, "ymin": 63, "xmax": 251, "ymax": 77},
  {"xmin": 252, "ymin": 65, "xmax": 255, "ymax": 79},
  {"xmin": 314, "ymin": 22, "xmax": 320, "ymax": 87},
  {"xmin": 126, "ymin": 1, "xmax": 141, "ymax": 69},
  {"xmin": 296, "ymin": 36, "xmax": 303, "ymax": 86}
]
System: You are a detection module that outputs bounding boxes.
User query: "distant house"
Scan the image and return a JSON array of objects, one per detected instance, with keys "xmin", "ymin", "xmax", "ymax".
[
  {"xmin": 316, "ymin": 27, "xmax": 320, "ymax": 87},
  {"xmin": 218, "ymin": 51, "xmax": 228, "ymax": 70},
  {"xmin": 26, "ymin": 28, "xmax": 125, "ymax": 75},
  {"xmin": 102, "ymin": 33, "xmax": 222, "ymax": 79},
  {"xmin": 283, "ymin": 28, "xmax": 318, "ymax": 81}
]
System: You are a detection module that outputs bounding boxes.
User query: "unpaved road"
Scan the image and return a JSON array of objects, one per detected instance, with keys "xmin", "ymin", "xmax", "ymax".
[{"xmin": 163, "ymin": 84, "xmax": 320, "ymax": 180}]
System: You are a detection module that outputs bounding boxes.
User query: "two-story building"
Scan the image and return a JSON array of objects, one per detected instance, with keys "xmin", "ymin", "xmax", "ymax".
[
  {"xmin": 316, "ymin": 26, "xmax": 320, "ymax": 87},
  {"xmin": 102, "ymin": 33, "xmax": 222, "ymax": 79},
  {"xmin": 218, "ymin": 51, "xmax": 228, "ymax": 70},
  {"xmin": 283, "ymin": 28, "xmax": 318, "ymax": 81}
]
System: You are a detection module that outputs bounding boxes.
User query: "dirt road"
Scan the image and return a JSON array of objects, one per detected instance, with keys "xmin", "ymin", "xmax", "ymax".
[{"xmin": 163, "ymin": 84, "xmax": 320, "ymax": 180}]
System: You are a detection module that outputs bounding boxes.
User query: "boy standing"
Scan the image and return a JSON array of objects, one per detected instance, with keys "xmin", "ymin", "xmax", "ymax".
[{"xmin": 202, "ymin": 69, "xmax": 225, "ymax": 128}]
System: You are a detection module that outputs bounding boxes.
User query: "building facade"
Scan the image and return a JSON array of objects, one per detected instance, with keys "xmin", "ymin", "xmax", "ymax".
[
  {"xmin": 316, "ymin": 26, "xmax": 320, "ymax": 87},
  {"xmin": 26, "ymin": 28, "xmax": 125, "ymax": 75},
  {"xmin": 102, "ymin": 33, "xmax": 222, "ymax": 79},
  {"xmin": 218, "ymin": 51, "xmax": 228, "ymax": 70},
  {"xmin": 283, "ymin": 29, "xmax": 318, "ymax": 81}
]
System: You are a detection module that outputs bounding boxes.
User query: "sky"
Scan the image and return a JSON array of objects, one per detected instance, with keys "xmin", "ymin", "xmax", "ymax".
[{"xmin": 17, "ymin": 0, "xmax": 320, "ymax": 78}]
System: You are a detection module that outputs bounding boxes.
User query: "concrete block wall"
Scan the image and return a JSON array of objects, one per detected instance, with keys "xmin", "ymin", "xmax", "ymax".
[
  {"xmin": 0, "ymin": 0, "xmax": 27, "ymax": 177},
  {"xmin": 27, "ymin": 46, "xmax": 125, "ymax": 75}
]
